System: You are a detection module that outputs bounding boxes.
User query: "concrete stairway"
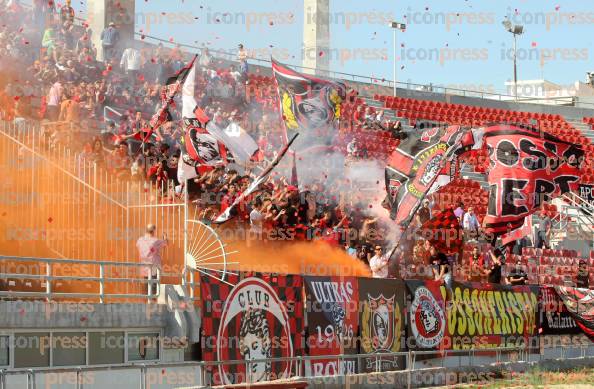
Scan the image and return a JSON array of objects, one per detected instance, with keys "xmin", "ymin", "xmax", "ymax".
[{"xmin": 565, "ymin": 118, "xmax": 594, "ymax": 143}]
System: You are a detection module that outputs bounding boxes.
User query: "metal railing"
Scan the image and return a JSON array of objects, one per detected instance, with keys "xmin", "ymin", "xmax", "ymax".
[
  {"xmin": 0, "ymin": 344, "xmax": 593, "ymax": 389},
  {"xmin": 0, "ymin": 255, "xmax": 158, "ymax": 303},
  {"xmin": 0, "ymin": 119, "xmax": 202, "ymax": 301}
]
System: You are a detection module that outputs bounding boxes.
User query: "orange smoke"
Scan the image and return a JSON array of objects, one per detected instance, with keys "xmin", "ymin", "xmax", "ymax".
[{"xmin": 226, "ymin": 240, "xmax": 371, "ymax": 277}]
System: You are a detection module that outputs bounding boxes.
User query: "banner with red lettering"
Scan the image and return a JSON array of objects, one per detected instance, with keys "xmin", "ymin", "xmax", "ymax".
[
  {"xmin": 479, "ymin": 124, "xmax": 583, "ymax": 235},
  {"xmin": 304, "ymin": 276, "xmax": 359, "ymax": 376}
]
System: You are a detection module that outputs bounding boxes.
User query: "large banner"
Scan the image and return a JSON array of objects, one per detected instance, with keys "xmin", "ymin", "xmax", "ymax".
[
  {"xmin": 358, "ymin": 277, "xmax": 406, "ymax": 372},
  {"xmin": 304, "ymin": 276, "xmax": 359, "ymax": 376},
  {"xmin": 406, "ymin": 281, "xmax": 539, "ymax": 350},
  {"xmin": 200, "ymin": 273, "xmax": 304, "ymax": 385},
  {"xmin": 478, "ymin": 124, "xmax": 583, "ymax": 235},
  {"xmin": 539, "ymin": 286, "xmax": 580, "ymax": 335},
  {"xmin": 447, "ymin": 282, "xmax": 539, "ymax": 350}
]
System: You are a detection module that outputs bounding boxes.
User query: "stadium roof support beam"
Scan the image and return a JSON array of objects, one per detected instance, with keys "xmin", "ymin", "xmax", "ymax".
[
  {"xmin": 87, "ymin": 0, "xmax": 136, "ymax": 62},
  {"xmin": 302, "ymin": 0, "xmax": 330, "ymax": 76}
]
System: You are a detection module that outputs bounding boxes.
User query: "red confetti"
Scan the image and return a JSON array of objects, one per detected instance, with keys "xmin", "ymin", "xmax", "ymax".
[
  {"xmin": 319, "ymin": 51, "xmax": 324, "ymax": 57},
  {"xmin": 13, "ymin": 96, "xmax": 20, "ymax": 101},
  {"xmin": 47, "ymin": 217, "xmax": 53, "ymax": 223},
  {"xmin": 531, "ymin": 42, "xmax": 537, "ymax": 47}
]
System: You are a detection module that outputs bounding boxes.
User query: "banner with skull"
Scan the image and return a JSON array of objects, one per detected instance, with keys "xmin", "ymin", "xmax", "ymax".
[
  {"xmin": 200, "ymin": 273, "xmax": 304, "ymax": 385},
  {"xmin": 358, "ymin": 277, "xmax": 406, "ymax": 373},
  {"xmin": 304, "ymin": 276, "xmax": 359, "ymax": 376}
]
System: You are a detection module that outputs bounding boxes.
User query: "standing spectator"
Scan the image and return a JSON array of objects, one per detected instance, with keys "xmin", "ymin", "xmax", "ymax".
[
  {"xmin": 467, "ymin": 246, "xmax": 485, "ymax": 282},
  {"xmin": 59, "ymin": 94, "xmax": 79, "ymax": 123},
  {"xmin": 416, "ymin": 199, "xmax": 432, "ymax": 226},
  {"xmin": 535, "ymin": 210, "xmax": 551, "ymax": 249},
  {"xmin": 463, "ymin": 206, "xmax": 480, "ymax": 241},
  {"xmin": 454, "ymin": 201, "xmax": 465, "ymax": 223},
  {"xmin": 100, "ymin": 22, "xmax": 120, "ymax": 62},
  {"xmin": 486, "ymin": 248, "xmax": 503, "ymax": 284},
  {"xmin": 369, "ymin": 245, "xmax": 389, "ymax": 278},
  {"xmin": 136, "ymin": 224, "xmax": 167, "ymax": 297},
  {"xmin": 120, "ymin": 46, "xmax": 141, "ymax": 84},
  {"xmin": 41, "ymin": 25, "xmax": 56, "ymax": 59},
  {"xmin": 46, "ymin": 80, "xmax": 63, "ymax": 121},
  {"xmin": 59, "ymin": 0, "xmax": 75, "ymax": 25},
  {"xmin": 249, "ymin": 197, "xmax": 264, "ymax": 244},
  {"xmin": 237, "ymin": 43, "xmax": 248, "ymax": 82},
  {"xmin": 199, "ymin": 47, "xmax": 211, "ymax": 68},
  {"xmin": 577, "ymin": 260, "xmax": 589, "ymax": 289}
]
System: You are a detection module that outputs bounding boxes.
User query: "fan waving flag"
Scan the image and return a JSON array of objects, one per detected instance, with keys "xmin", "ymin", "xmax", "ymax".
[
  {"xmin": 214, "ymin": 134, "xmax": 299, "ymax": 224},
  {"xmin": 177, "ymin": 61, "xmax": 229, "ymax": 182},
  {"xmin": 384, "ymin": 125, "xmax": 479, "ymax": 226},
  {"xmin": 477, "ymin": 124, "xmax": 583, "ymax": 235},
  {"xmin": 148, "ymin": 54, "xmax": 197, "ymax": 134},
  {"xmin": 419, "ymin": 208, "xmax": 463, "ymax": 255},
  {"xmin": 272, "ymin": 59, "xmax": 345, "ymax": 136}
]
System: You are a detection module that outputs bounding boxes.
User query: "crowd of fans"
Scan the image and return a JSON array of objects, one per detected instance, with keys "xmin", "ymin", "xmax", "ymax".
[{"xmin": 0, "ymin": 1, "xmax": 588, "ymax": 288}]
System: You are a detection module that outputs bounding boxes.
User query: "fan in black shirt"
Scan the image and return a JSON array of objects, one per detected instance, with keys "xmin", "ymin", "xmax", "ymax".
[{"xmin": 487, "ymin": 249, "xmax": 503, "ymax": 284}]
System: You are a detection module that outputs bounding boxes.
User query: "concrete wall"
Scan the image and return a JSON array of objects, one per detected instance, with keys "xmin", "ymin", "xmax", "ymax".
[{"xmin": 0, "ymin": 301, "xmax": 166, "ymax": 329}]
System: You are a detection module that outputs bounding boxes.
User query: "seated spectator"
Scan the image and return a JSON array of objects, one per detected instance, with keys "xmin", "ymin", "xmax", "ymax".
[
  {"xmin": 577, "ymin": 260, "xmax": 589, "ymax": 289},
  {"xmin": 506, "ymin": 259, "xmax": 528, "ymax": 285}
]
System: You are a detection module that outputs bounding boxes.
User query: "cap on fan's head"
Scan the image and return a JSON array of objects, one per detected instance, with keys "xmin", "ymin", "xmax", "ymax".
[{"xmin": 109, "ymin": 22, "xmax": 116, "ymax": 27}]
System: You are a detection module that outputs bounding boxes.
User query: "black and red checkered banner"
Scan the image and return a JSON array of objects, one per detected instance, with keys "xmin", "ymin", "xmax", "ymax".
[
  {"xmin": 419, "ymin": 208, "xmax": 463, "ymax": 255},
  {"xmin": 304, "ymin": 276, "xmax": 359, "ymax": 376},
  {"xmin": 200, "ymin": 273, "xmax": 304, "ymax": 385}
]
